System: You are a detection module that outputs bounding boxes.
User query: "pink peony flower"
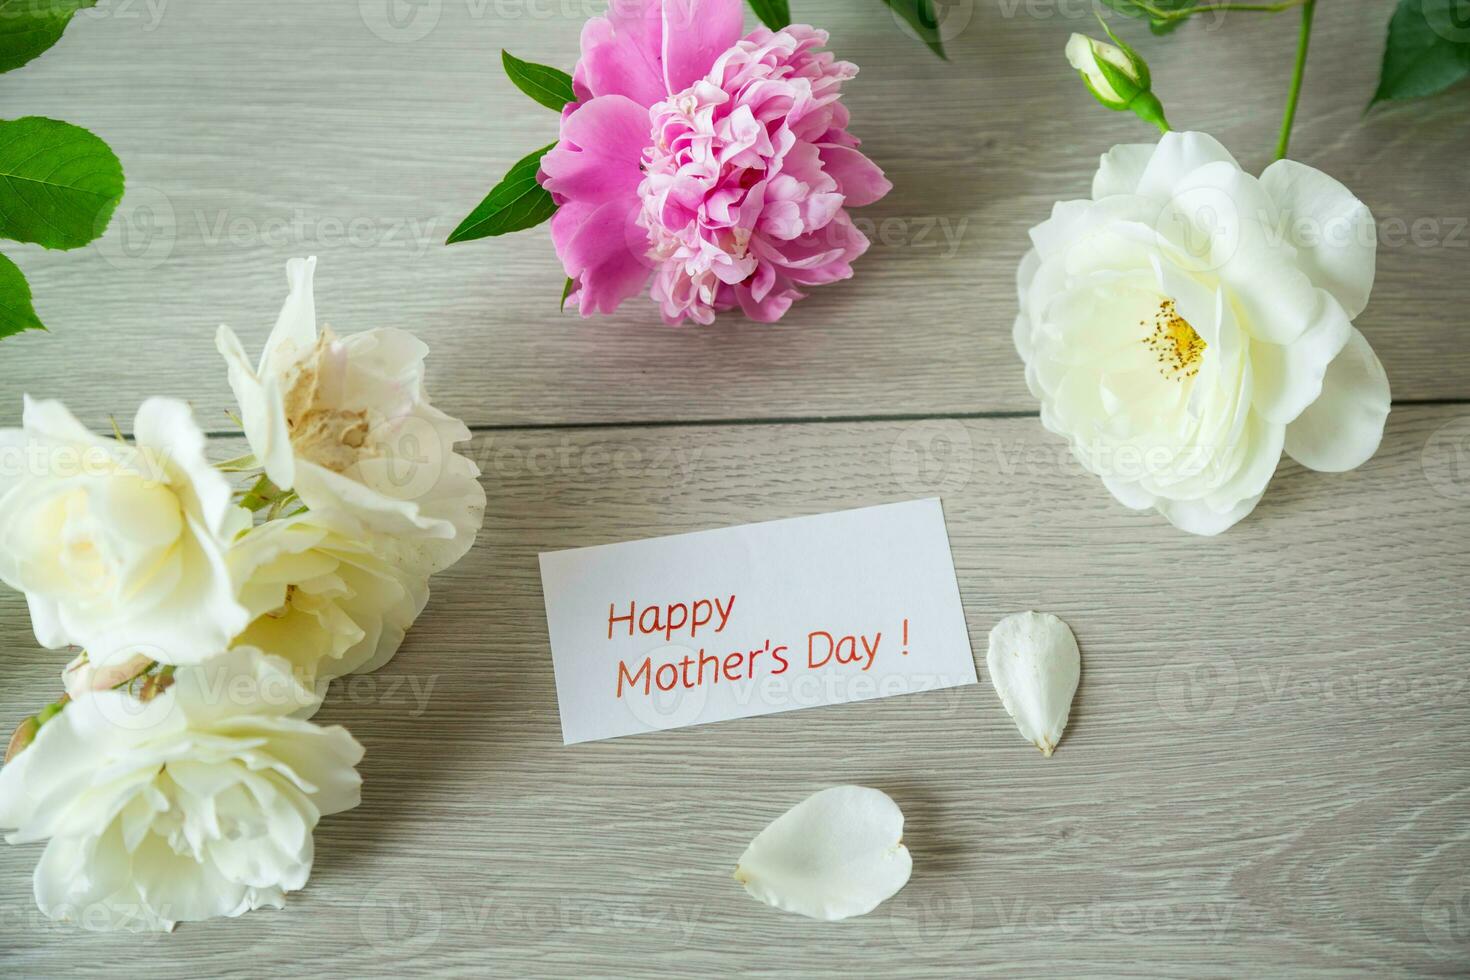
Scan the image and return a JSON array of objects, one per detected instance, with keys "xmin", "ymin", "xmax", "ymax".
[{"xmin": 540, "ymin": 0, "xmax": 891, "ymax": 325}]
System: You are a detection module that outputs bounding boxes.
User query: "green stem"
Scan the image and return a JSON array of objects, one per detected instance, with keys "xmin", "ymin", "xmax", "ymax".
[
  {"xmin": 1274, "ymin": 0, "xmax": 1316, "ymax": 160},
  {"xmin": 1132, "ymin": 0, "xmax": 1306, "ymax": 18}
]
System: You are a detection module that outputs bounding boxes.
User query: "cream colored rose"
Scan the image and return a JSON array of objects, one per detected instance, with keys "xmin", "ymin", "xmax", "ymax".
[
  {"xmin": 0, "ymin": 397, "xmax": 251, "ymax": 664},
  {"xmin": 229, "ymin": 511, "xmax": 429, "ymax": 692},
  {"xmin": 1015, "ymin": 132, "xmax": 1391, "ymax": 535},
  {"xmin": 215, "ymin": 257, "xmax": 484, "ymax": 572},
  {"xmin": 0, "ymin": 648, "xmax": 362, "ymax": 932}
]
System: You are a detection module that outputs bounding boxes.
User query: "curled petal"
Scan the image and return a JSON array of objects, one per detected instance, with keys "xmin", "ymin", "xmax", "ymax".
[
  {"xmin": 1249, "ymin": 290, "xmax": 1352, "ymax": 425},
  {"xmin": 817, "ymin": 143, "xmax": 892, "ymax": 208},
  {"xmin": 1284, "ymin": 327, "xmax": 1391, "ymax": 473},
  {"xmin": 1133, "ymin": 131, "xmax": 1239, "ymax": 200},
  {"xmin": 735, "ymin": 786, "xmax": 912, "ymax": 921},
  {"xmin": 1091, "ymin": 142, "xmax": 1154, "ymax": 200},
  {"xmin": 1259, "ymin": 159, "xmax": 1376, "ymax": 319}
]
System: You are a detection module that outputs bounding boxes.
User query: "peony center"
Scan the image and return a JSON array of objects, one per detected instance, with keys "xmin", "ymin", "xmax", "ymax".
[{"xmin": 1143, "ymin": 299, "xmax": 1206, "ymax": 381}]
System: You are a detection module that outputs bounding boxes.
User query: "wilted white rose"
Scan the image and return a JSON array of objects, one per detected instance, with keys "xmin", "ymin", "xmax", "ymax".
[
  {"xmin": 1015, "ymin": 131, "xmax": 1391, "ymax": 535},
  {"xmin": 215, "ymin": 256, "xmax": 484, "ymax": 572},
  {"xmin": 0, "ymin": 648, "xmax": 361, "ymax": 932},
  {"xmin": 229, "ymin": 512, "xmax": 429, "ymax": 693},
  {"xmin": 0, "ymin": 397, "xmax": 251, "ymax": 664},
  {"xmin": 61, "ymin": 651, "xmax": 154, "ymax": 700}
]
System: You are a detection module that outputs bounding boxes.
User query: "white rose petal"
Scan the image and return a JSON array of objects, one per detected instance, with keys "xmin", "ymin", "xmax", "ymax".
[
  {"xmin": 0, "ymin": 396, "xmax": 250, "ymax": 665},
  {"xmin": 217, "ymin": 256, "xmax": 485, "ymax": 573},
  {"xmin": 1092, "ymin": 142, "xmax": 1155, "ymax": 200},
  {"xmin": 0, "ymin": 648, "xmax": 362, "ymax": 932},
  {"xmin": 229, "ymin": 511, "xmax": 430, "ymax": 694},
  {"xmin": 986, "ymin": 611, "xmax": 1081, "ymax": 757},
  {"xmin": 1284, "ymin": 327, "xmax": 1392, "ymax": 473},
  {"xmin": 1014, "ymin": 131, "xmax": 1390, "ymax": 535},
  {"xmin": 1259, "ymin": 158, "xmax": 1376, "ymax": 319},
  {"xmin": 735, "ymin": 786, "xmax": 912, "ymax": 921}
]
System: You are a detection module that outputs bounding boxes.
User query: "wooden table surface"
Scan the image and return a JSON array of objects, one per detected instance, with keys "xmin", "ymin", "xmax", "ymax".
[{"xmin": 1, "ymin": 1, "xmax": 1467, "ymax": 977}]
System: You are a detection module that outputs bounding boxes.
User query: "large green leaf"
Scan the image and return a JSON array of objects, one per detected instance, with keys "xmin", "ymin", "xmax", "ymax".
[
  {"xmin": 0, "ymin": 251, "xmax": 45, "ymax": 338},
  {"xmin": 1372, "ymin": 0, "xmax": 1470, "ymax": 105},
  {"xmin": 447, "ymin": 143, "xmax": 558, "ymax": 245},
  {"xmin": 501, "ymin": 50, "xmax": 577, "ymax": 111},
  {"xmin": 747, "ymin": 0, "xmax": 791, "ymax": 30},
  {"xmin": 0, "ymin": 116, "xmax": 124, "ymax": 250},
  {"xmin": 1098, "ymin": 0, "xmax": 1199, "ymax": 36},
  {"xmin": 881, "ymin": 0, "xmax": 948, "ymax": 59},
  {"xmin": 0, "ymin": 0, "xmax": 97, "ymax": 74}
]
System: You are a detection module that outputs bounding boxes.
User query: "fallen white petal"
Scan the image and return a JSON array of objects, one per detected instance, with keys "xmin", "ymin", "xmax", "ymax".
[
  {"xmin": 735, "ymin": 786, "xmax": 912, "ymax": 921},
  {"xmin": 987, "ymin": 611, "xmax": 1081, "ymax": 757}
]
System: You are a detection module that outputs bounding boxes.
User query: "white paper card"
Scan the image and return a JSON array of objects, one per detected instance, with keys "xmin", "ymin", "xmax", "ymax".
[{"xmin": 539, "ymin": 499, "xmax": 976, "ymax": 744}]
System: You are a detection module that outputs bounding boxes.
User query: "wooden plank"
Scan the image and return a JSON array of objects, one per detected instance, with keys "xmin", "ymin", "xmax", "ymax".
[
  {"xmin": 2, "ymin": 406, "xmax": 1467, "ymax": 976},
  {"xmin": 0, "ymin": 0, "xmax": 1464, "ymax": 428}
]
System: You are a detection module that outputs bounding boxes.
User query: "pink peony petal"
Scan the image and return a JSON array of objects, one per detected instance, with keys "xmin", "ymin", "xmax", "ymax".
[
  {"xmin": 661, "ymin": 0, "xmax": 746, "ymax": 95},
  {"xmin": 629, "ymin": 19, "xmax": 883, "ymax": 324},
  {"xmin": 818, "ymin": 143, "xmax": 891, "ymax": 207},
  {"xmin": 556, "ymin": 199, "xmax": 651, "ymax": 316},
  {"xmin": 736, "ymin": 280, "xmax": 799, "ymax": 322},
  {"xmin": 577, "ymin": 0, "xmax": 667, "ymax": 106},
  {"xmin": 542, "ymin": 95, "xmax": 652, "ymax": 208}
]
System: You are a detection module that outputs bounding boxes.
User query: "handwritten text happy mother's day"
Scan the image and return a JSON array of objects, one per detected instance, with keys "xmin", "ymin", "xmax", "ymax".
[
  {"xmin": 608, "ymin": 595, "xmax": 913, "ymax": 699},
  {"xmin": 538, "ymin": 499, "xmax": 975, "ymax": 743}
]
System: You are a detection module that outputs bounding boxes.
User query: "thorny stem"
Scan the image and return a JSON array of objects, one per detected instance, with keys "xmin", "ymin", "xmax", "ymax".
[{"xmin": 1274, "ymin": 0, "xmax": 1316, "ymax": 160}]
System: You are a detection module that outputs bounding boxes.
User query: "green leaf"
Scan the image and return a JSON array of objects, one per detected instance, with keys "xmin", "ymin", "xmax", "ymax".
[
  {"xmin": 501, "ymin": 50, "xmax": 576, "ymax": 111},
  {"xmin": 1371, "ymin": 0, "xmax": 1470, "ymax": 106},
  {"xmin": 0, "ymin": 251, "xmax": 45, "ymax": 339},
  {"xmin": 560, "ymin": 276, "xmax": 575, "ymax": 312},
  {"xmin": 747, "ymin": 0, "xmax": 791, "ymax": 30},
  {"xmin": 881, "ymin": 0, "xmax": 948, "ymax": 60},
  {"xmin": 0, "ymin": 116, "xmax": 125, "ymax": 250},
  {"xmin": 447, "ymin": 143, "xmax": 558, "ymax": 245},
  {"xmin": 0, "ymin": 0, "xmax": 97, "ymax": 74}
]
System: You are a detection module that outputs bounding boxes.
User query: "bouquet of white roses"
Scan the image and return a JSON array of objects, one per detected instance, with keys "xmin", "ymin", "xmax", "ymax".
[{"xmin": 0, "ymin": 257, "xmax": 485, "ymax": 932}]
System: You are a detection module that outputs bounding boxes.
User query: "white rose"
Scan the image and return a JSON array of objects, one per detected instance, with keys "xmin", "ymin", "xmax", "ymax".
[
  {"xmin": 1014, "ymin": 132, "xmax": 1391, "ymax": 535},
  {"xmin": 0, "ymin": 397, "xmax": 251, "ymax": 664},
  {"xmin": 0, "ymin": 648, "xmax": 362, "ymax": 932},
  {"xmin": 215, "ymin": 256, "xmax": 485, "ymax": 572},
  {"xmin": 229, "ymin": 512, "xmax": 429, "ymax": 692}
]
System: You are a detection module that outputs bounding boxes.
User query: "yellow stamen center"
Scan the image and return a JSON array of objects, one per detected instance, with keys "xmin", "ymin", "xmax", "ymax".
[{"xmin": 1142, "ymin": 299, "xmax": 1206, "ymax": 381}]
